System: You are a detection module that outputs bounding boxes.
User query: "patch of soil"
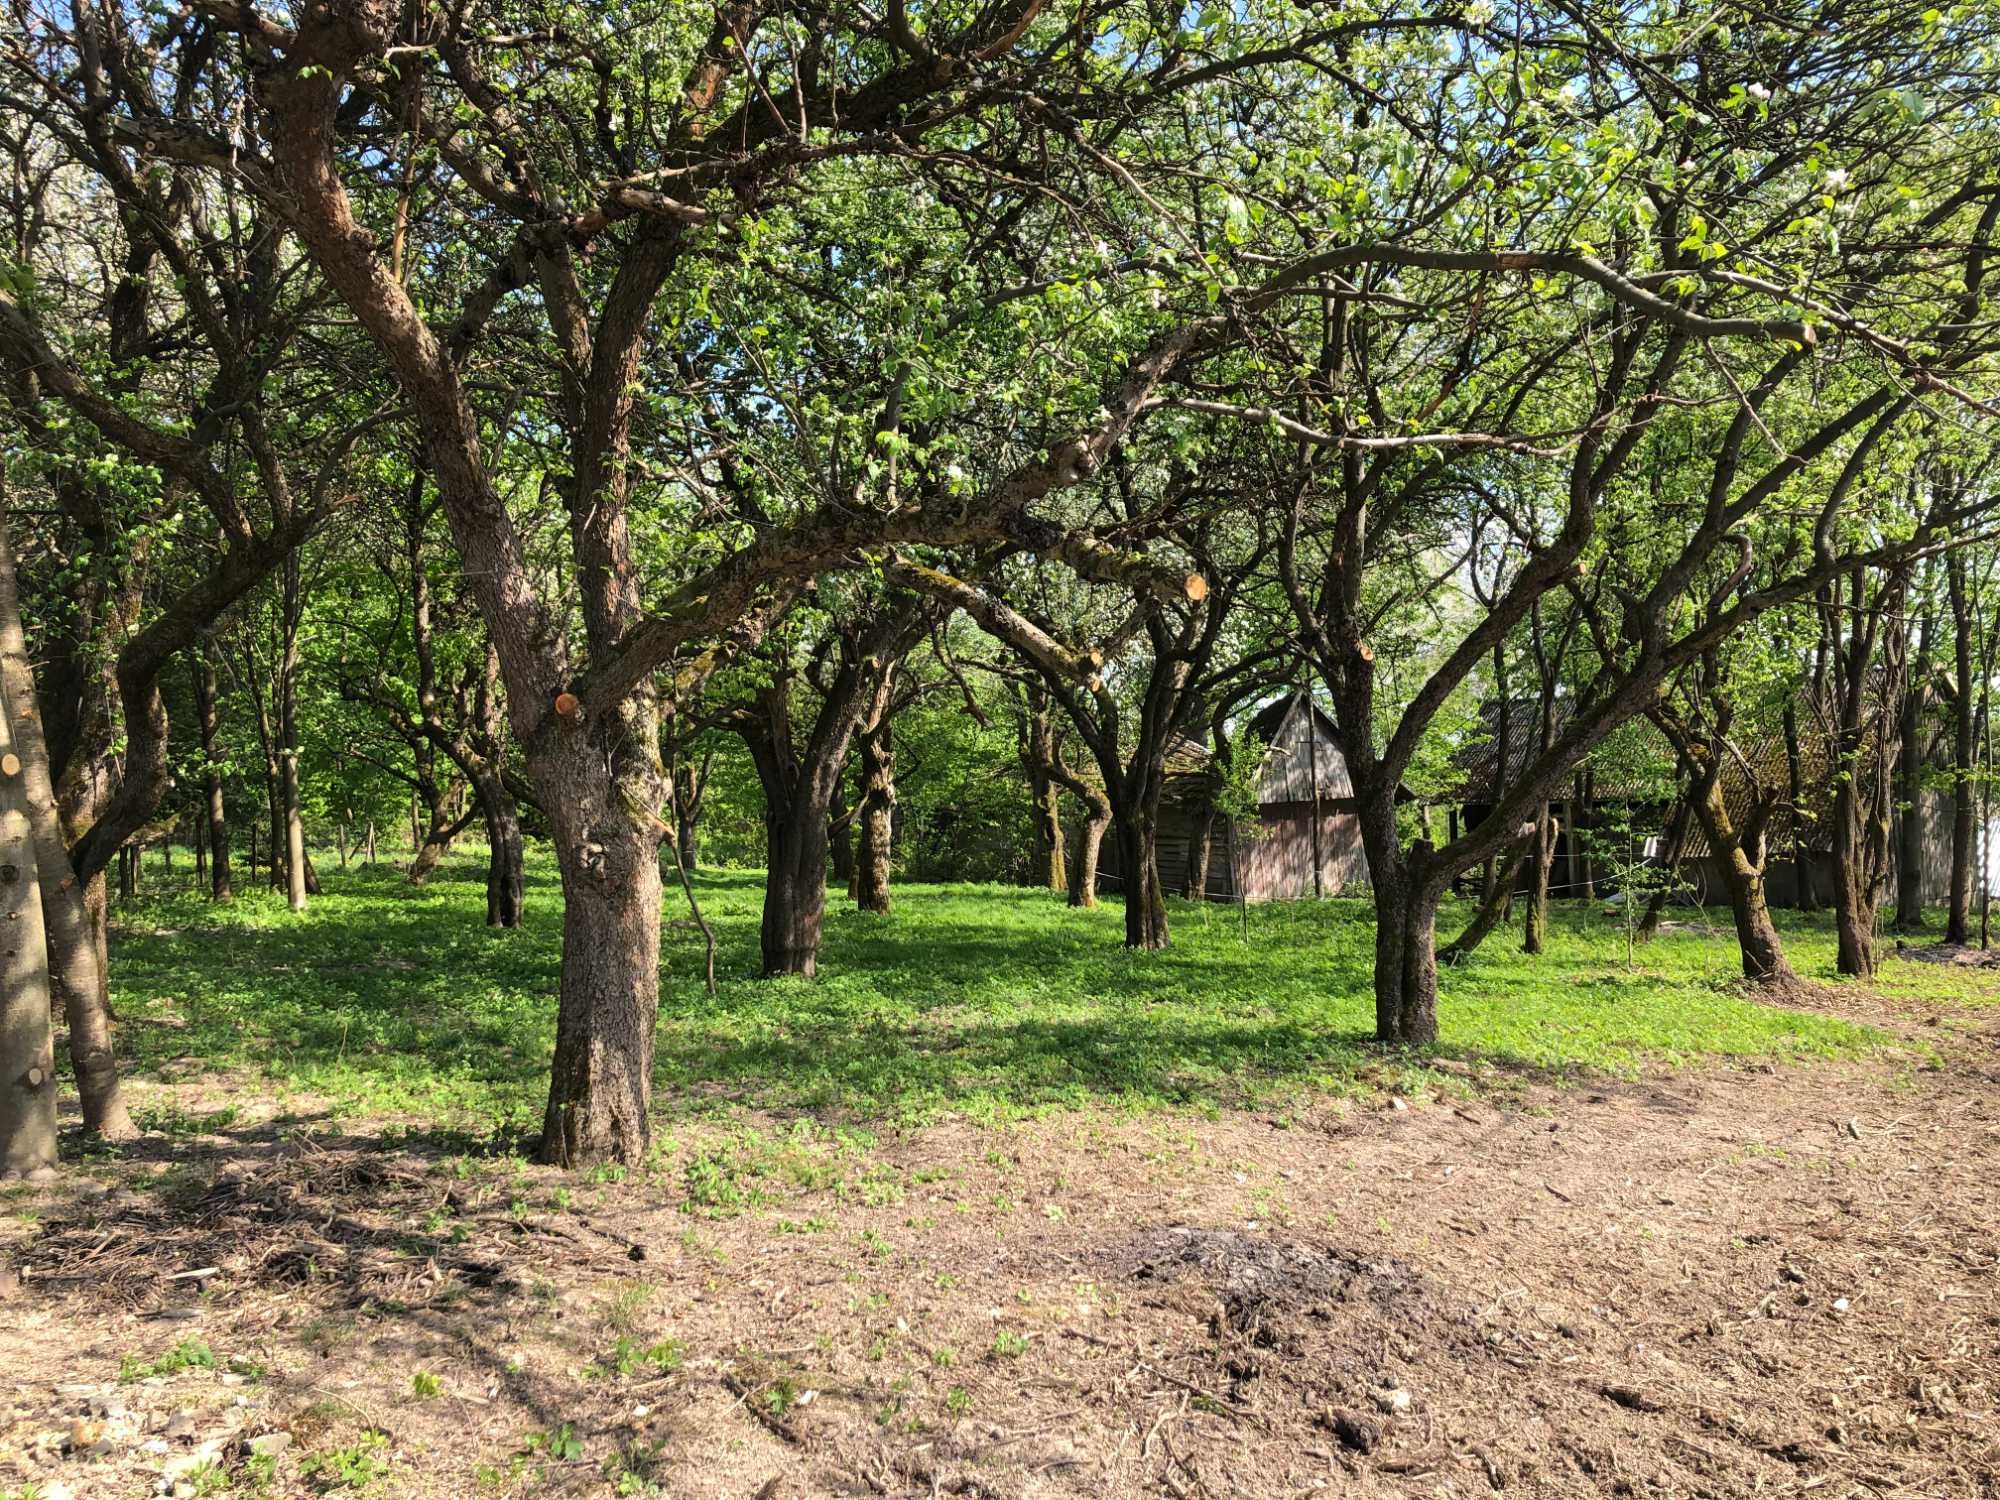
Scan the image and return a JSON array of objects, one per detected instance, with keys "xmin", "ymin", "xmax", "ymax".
[
  {"xmin": 4, "ymin": 989, "xmax": 1998, "ymax": 1499},
  {"xmin": 1897, "ymin": 938, "xmax": 2000, "ymax": 967}
]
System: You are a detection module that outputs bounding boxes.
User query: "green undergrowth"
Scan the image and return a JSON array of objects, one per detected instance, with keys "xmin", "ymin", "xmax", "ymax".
[{"xmin": 92, "ymin": 850, "xmax": 1977, "ymax": 1143}]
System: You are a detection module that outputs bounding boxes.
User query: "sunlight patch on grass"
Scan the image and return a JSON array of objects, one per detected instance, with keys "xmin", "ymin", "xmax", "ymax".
[{"xmin": 95, "ymin": 853, "xmax": 1963, "ymax": 1140}]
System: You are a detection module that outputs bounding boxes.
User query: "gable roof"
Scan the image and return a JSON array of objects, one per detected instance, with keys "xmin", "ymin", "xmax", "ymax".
[{"xmin": 1249, "ymin": 691, "xmax": 1355, "ymax": 802}]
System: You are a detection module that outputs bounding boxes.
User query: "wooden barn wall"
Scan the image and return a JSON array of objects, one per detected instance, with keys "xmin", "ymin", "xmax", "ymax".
[
  {"xmin": 1238, "ymin": 802, "xmax": 1370, "ymax": 901},
  {"xmin": 1097, "ymin": 800, "xmax": 1372, "ymax": 903}
]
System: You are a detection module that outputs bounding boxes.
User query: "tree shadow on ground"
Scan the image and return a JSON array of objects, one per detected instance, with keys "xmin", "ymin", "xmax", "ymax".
[{"xmin": 92, "ymin": 859, "xmax": 1879, "ymax": 1142}]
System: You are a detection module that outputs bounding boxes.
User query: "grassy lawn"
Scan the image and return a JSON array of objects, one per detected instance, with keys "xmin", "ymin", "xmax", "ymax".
[{"xmin": 89, "ymin": 850, "xmax": 1973, "ymax": 1146}]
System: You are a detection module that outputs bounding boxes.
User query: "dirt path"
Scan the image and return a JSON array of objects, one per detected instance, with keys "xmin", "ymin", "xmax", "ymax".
[{"xmin": 3, "ymin": 988, "xmax": 1996, "ymax": 1499}]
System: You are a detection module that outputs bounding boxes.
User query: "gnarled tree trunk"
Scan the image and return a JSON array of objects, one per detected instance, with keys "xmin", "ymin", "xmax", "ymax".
[
  {"xmin": 1068, "ymin": 790, "xmax": 1110, "ymax": 908},
  {"xmin": 473, "ymin": 768, "xmax": 525, "ymax": 928},
  {"xmin": 854, "ymin": 709, "xmax": 895, "ymax": 915},
  {"xmin": 1114, "ymin": 810, "xmax": 1169, "ymax": 950}
]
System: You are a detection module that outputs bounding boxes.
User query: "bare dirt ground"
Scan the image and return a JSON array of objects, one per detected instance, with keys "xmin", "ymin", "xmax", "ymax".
[{"xmin": 3, "ymin": 983, "xmax": 1996, "ymax": 1500}]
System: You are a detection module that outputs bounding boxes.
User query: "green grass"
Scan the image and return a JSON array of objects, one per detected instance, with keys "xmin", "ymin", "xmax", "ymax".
[{"xmin": 95, "ymin": 850, "xmax": 1986, "ymax": 1142}]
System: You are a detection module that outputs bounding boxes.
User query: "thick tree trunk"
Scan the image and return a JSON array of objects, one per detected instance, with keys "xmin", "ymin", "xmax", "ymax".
[
  {"xmin": 675, "ymin": 811, "xmax": 699, "ymax": 873},
  {"xmin": 762, "ymin": 812, "xmax": 830, "ymax": 976},
  {"xmin": 1713, "ymin": 847, "xmax": 1793, "ymax": 984},
  {"xmin": 854, "ymin": 715, "xmax": 895, "ymax": 915},
  {"xmin": 537, "ymin": 765, "xmax": 662, "ymax": 1168},
  {"xmin": 0, "ymin": 515, "xmax": 134, "ymax": 1140},
  {"xmin": 1356, "ymin": 787, "xmax": 1441, "ymax": 1045},
  {"xmin": 1114, "ymin": 811, "xmax": 1169, "ymax": 950},
  {"xmin": 1068, "ymin": 794, "xmax": 1110, "ymax": 908}
]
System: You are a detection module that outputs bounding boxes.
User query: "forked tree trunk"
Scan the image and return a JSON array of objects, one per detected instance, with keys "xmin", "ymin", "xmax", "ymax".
[
  {"xmin": 1114, "ymin": 811, "xmax": 1169, "ymax": 949},
  {"xmin": 1831, "ymin": 779, "xmax": 1883, "ymax": 979},
  {"xmin": 1690, "ymin": 773, "xmax": 1796, "ymax": 984},
  {"xmin": 474, "ymin": 769, "xmax": 525, "ymax": 928},
  {"xmin": 854, "ymin": 714, "xmax": 895, "ymax": 915},
  {"xmin": 0, "ymin": 514, "xmax": 133, "ymax": 1140},
  {"xmin": 408, "ymin": 787, "xmax": 467, "ymax": 884}
]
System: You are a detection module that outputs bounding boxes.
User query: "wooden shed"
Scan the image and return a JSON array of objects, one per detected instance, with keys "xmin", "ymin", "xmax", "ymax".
[
  {"xmin": 1095, "ymin": 693, "xmax": 1374, "ymax": 902},
  {"xmin": 1448, "ymin": 695, "xmax": 1961, "ymax": 907}
]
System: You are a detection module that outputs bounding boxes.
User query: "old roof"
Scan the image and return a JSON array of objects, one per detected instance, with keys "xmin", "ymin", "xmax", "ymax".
[
  {"xmin": 1248, "ymin": 691, "xmax": 1356, "ymax": 802},
  {"xmin": 1451, "ymin": 693, "xmax": 1888, "ymax": 858}
]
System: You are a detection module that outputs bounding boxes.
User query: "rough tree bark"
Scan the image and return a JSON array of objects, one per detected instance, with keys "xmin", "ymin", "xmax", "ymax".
[
  {"xmin": 853, "ymin": 669, "xmax": 898, "ymax": 916},
  {"xmin": 0, "ymin": 511, "xmax": 134, "ymax": 1139},
  {"xmin": 741, "ymin": 611, "xmax": 929, "ymax": 975},
  {"xmin": 1016, "ymin": 685, "xmax": 1068, "ymax": 893},
  {"xmin": 0, "ymin": 692, "xmax": 57, "ymax": 1179}
]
